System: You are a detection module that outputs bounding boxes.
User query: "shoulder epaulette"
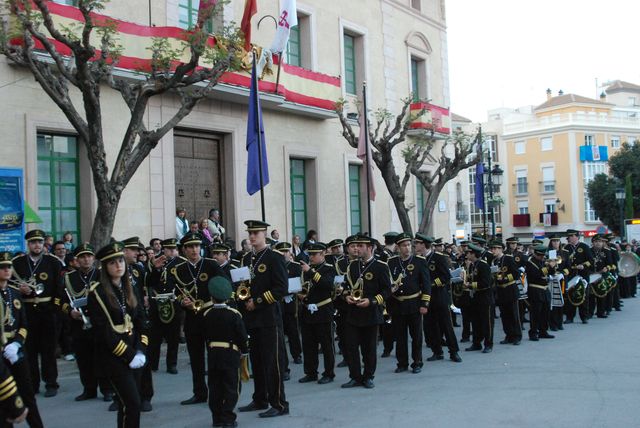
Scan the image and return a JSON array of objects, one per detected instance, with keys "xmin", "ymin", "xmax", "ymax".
[
  {"xmin": 290, "ymin": 260, "xmax": 301, "ymax": 266},
  {"xmin": 323, "ymin": 263, "xmax": 334, "ymax": 268},
  {"xmin": 376, "ymin": 259, "xmax": 388, "ymax": 266},
  {"xmin": 504, "ymin": 254, "xmax": 513, "ymax": 258},
  {"xmin": 224, "ymin": 306, "xmax": 243, "ymax": 318},
  {"xmin": 479, "ymin": 259, "xmax": 488, "ymax": 264},
  {"xmin": 388, "ymin": 255, "xmax": 399, "ymax": 261},
  {"xmin": 415, "ymin": 255, "xmax": 426, "ymax": 260},
  {"xmin": 89, "ymin": 281, "xmax": 100, "ymax": 292},
  {"xmin": 11, "ymin": 254, "xmax": 23, "ymax": 262},
  {"xmin": 435, "ymin": 251, "xmax": 445, "ymax": 256}
]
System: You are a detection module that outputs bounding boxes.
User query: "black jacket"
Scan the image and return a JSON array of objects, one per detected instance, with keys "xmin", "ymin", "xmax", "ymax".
[
  {"xmin": 387, "ymin": 255, "xmax": 431, "ymax": 315},
  {"xmin": 300, "ymin": 262, "xmax": 335, "ymax": 324},
  {"xmin": 345, "ymin": 257, "xmax": 392, "ymax": 326}
]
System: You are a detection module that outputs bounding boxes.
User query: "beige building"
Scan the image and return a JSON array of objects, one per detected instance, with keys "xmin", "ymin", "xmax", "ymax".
[
  {"xmin": 476, "ymin": 82, "xmax": 640, "ymax": 241},
  {"xmin": 1, "ymin": 0, "xmax": 464, "ymax": 247}
]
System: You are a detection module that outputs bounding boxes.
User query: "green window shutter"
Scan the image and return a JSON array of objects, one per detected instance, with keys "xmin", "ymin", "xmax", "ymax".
[
  {"xmin": 179, "ymin": 0, "xmax": 213, "ymax": 32},
  {"xmin": 37, "ymin": 134, "xmax": 81, "ymax": 242},
  {"xmin": 286, "ymin": 25, "xmax": 301, "ymax": 67},
  {"xmin": 349, "ymin": 164, "xmax": 362, "ymax": 234},
  {"xmin": 411, "ymin": 58, "xmax": 420, "ymax": 102},
  {"xmin": 290, "ymin": 159, "xmax": 308, "ymax": 238},
  {"xmin": 344, "ymin": 34, "xmax": 357, "ymax": 95},
  {"xmin": 417, "ymin": 181, "xmax": 424, "ymax": 222}
]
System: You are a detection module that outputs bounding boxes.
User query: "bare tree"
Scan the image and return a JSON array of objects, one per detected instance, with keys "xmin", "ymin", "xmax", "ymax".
[
  {"xmin": 336, "ymin": 97, "xmax": 480, "ymax": 235},
  {"xmin": 2, "ymin": 0, "xmax": 243, "ymax": 247}
]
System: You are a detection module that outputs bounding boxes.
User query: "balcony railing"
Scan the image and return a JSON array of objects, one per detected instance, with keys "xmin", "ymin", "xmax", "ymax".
[
  {"xmin": 539, "ymin": 180, "xmax": 556, "ymax": 194},
  {"xmin": 504, "ymin": 112, "xmax": 640, "ymax": 135},
  {"xmin": 513, "ymin": 214, "xmax": 531, "ymax": 227},
  {"xmin": 456, "ymin": 202, "xmax": 468, "ymax": 222},
  {"xmin": 512, "ymin": 182, "xmax": 528, "ymax": 196}
]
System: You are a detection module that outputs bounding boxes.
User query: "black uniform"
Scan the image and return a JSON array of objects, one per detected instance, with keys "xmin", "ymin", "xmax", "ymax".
[
  {"xmin": 62, "ymin": 267, "xmax": 112, "ymax": 398},
  {"xmin": 281, "ymin": 261, "xmax": 302, "ymax": 364},
  {"xmin": 345, "ymin": 257, "xmax": 392, "ymax": 383},
  {"xmin": 299, "ymin": 263, "xmax": 336, "ymax": 379},
  {"xmin": 591, "ymin": 247, "xmax": 613, "ymax": 318},
  {"xmin": 146, "ymin": 257, "xmax": 184, "ymax": 372},
  {"xmin": 128, "ymin": 263, "xmax": 153, "ymax": 405},
  {"xmin": 239, "ymin": 248, "xmax": 288, "ymax": 412},
  {"xmin": 607, "ymin": 245, "xmax": 621, "ymax": 312},
  {"xmin": 525, "ymin": 256, "xmax": 555, "ymax": 339},
  {"xmin": 172, "ymin": 258, "xmax": 225, "ymax": 401},
  {"xmin": 88, "ymin": 281, "xmax": 148, "ymax": 428},
  {"xmin": 11, "ymin": 253, "xmax": 62, "ymax": 393},
  {"xmin": 334, "ymin": 257, "xmax": 351, "ymax": 360},
  {"xmin": 1, "ymin": 285, "xmax": 43, "ymax": 427},
  {"xmin": 561, "ymin": 242, "xmax": 594, "ymax": 323},
  {"xmin": 424, "ymin": 251, "xmax": 460, "ymax": 355},
  {"xmin": 468, "ymin": 259, "xmax": 493, "ymax": 350},
  {"xmin": 387, "ymin": 255, "xmax": 430, "ymax": 370},
  {"xmin": 0, "ymin": 355, "xmax": 27, "ymax": 424},
  {"xmin": 203, "ymin": 304, "xmax": 248, "ymax": 427},
  {"xmin": 492, "ymin": 254, "xmax": 522, "ymax": 344}
]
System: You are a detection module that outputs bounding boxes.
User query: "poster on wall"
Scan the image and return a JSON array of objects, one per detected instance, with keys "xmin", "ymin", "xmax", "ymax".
[{"xmin": 0, "ymin": 168, "xmax": 25, "ymax": 253}]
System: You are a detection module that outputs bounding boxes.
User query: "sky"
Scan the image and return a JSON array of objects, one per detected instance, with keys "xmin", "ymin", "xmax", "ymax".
[{"xmin": 446, "ymin": 0, "xmax": 640, "ymax": 122}]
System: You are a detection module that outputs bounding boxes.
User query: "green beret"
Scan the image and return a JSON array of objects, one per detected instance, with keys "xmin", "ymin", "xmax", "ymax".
[{"xmin": 208, "ymin": 276, "xmax": 232, "ymax": 301}]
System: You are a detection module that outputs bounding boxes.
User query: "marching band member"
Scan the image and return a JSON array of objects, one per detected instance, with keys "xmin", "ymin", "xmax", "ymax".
[
  {"xmin": 324, "ymin": 239, "xmax": 344, "ymax": 266},
  {"xmin": 604, "ymin": 234, "xmax": 621, "ymax": 313},
  {"xmin": 387, "ymin": 233, "xmax": 430, "ymax": 374},
  {"xmin": 297, "ymin": 243, "xmax": 336, "ymax": 384},
  {"xmin": 334, "ymin": 236, "xmax": 360, "ymax": 367},
  {"xmin": 561, "ymin": 229, "xmax": 594, "ymax": 324},
  {"xmin": 525, "ymin": 245, "xmax": 556, "ymax": 341},
  {"xmin": 590, "ymin": 235, "xmax": 613, "ymax": 319},
  {"xmin": 463, "ymin": 244, "xmax": 494, "ymax": 354},
  {"xmin": 88, "ymin": 242, "xmax": 149, "ymax": 428},
  {"xmin": 547, "ymin": 235, "xmax": 565, "ymax": 331},
  {"xmin": 490, "ymin": 240, "xmax": 522, "ymax": 345}
]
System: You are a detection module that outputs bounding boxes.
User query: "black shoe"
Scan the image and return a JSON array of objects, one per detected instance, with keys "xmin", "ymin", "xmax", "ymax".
[
  {"xmin": 362, "ymin": 379, "xmax": 375, "ymax": 389},
  {"xmin": 558, "ymin": 325, "xmax": 564, "ymax": 330},
  {"xmin": 167, "ymin": 366, "xmax": 178, "ymax": 375},
  {"xmin": 44, "ymin": 387, "xmax": 58, "ymax": 398},
  {"xmin": 539, "ymin": 333, "xmax": 555, "ymax": 339},
  {"xmin": 452, "ymin": 322, "xmax": 460, "ymax": 327},
  {"xmin": 565, "ymin": 319, "xmax": 574, "ymax": 324},
  {"xmin": 298, "ymin": 375, "xmax": 318, "ymax": 383},
  {"xmin": 597, "ymin": 315, "xmax": 608, "ymax": 319},
  {"xmin": 465, "ymin": 345, "xmax": 482, "ymax": 352},
  {"xmin": 293, "ymin": 357, "xmax": 303, "ymax": 364},
  {"xmin": 341, "ymin": 379, "xmax": 362, "ymax": 388},
  {"xmin": 581, "ymin": 319, "xmax": 589, "ymax": 324},
  {"xmin": 179, "ymin": 336, "xmax": 186, "ymax": 344},
  {"xmin": 427, "ymin": 354, "xmax": 444, "ymax": 362},
  {"xmin": 411, "ymin": 367, "xmax": 422, "ymax": 374},
  {"xmin": 550, "ymin": 327, "xmax": 558, "ymax": 332},
  {"xmin": 317, "ymin": 376, "xmax": 333, "ymax": 385},
  {"xmin": 181, "ymin": 395, "xmax": 207, "ymax": 405},
  {"xmin": 615, "ymin": 308, "xmax": 622, "ymax": 312},
  {"xmin": 141, "ymin": 400, "xmax": 152, "ymax": 412},
  {"xmin": 283, "ymin": 372, "xmax": 291, "ymax": 381},
  {"xmin": 460, "ymin": 338, "xmax": 470, "ymax": 343},
  {"xmin": 238, "ymin": 401, "xmax": 269, "ymax": 412},
  {"xmin": 450, "ymin": 353, "xmax": 462, "ymax": 363},
  {"xmin": 482, "ymin": 347, "xmax": 492, "ymax": 353},
  {"xmin": 529, "ymin": 336, "xmax": 539, "ymax": 342},
  {"xmin": 222, "ymin": 422, "xmax": 238, "ymax": 428},
  {"xmin": 213, "ymin": 421, "xmax": 224, "ymax": 427},
  {"xmin": 381, "ymin": 351, "xmax": 391, "ymax": 358},
  {"xmin": 259, "ymin": 407, "xmax": 289, "ymax": 418},
  {"xmin": 512, "ymin": 340, "xmax": 521, "ymax": 346},
  {"xmin": 103, "ymin": 393, "xmax": 114, "ymax": 402},
  {"xmin": 75, "ymin": 391, "xmax": 97, "ymax": 401},
  {"xmin": 108, "ymin": 401, "xmax": 118, "ymax": 412},
  {"xmin": 499, "ymin": 339, "xmax": 511, "ymax": 345},
  {"xmin": 394, "ymin": 367, "xmax": 408, "ymax": 373},
  {"xmin": 337, "ymin": 360, "xmax": 348, "ymax": 368}
]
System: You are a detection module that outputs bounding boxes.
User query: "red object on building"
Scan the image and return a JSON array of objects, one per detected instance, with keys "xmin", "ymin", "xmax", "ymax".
[
  {"xmin": 513, "ymin": 214, "xmax": 531, "ymax": 227},
  {"xmin": 539, "ymin": 212, "xmax": 558, "ymax": 226}
]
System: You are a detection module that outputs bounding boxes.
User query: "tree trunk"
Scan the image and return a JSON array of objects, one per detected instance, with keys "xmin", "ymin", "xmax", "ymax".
[
  {"xmin": 376, "ymin": 155, "xmax": 413, "ymax": 235},
  {"xmin": 89, "ymin": 191, "xmax": 121, "ymax": 249},
  {"xmin": 419, "ymin": 184, "xmax": 443, "ymax": 234}
]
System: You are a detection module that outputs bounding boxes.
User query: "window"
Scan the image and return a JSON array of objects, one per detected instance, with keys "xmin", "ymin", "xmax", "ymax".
[
  {"xmin": 584, "ymin": 134, "xmax": 595, "ymax": 146},
  {"xmin": 53, "ymin": 0, "xmax": 77, "ymax": 4},
  {"xmin": 416, "ymin": 180, "xmax": 425, "ymax": 222},
  {"xmin": 517, "ymin": 201, "xmax": 529, "ymax": 215},
  {"xmin": 484, "ymin": 135, "xmax": 498, "ymax": 162},
  {"xmin": 540, "ymin": 136, "xmax": 552, "ymax": 151},
  {"xmin": 37, "ymin": 133, "xmax": 80, "ymax": 242},
  {"xmin": 348, "ymin": 164, "xmax": 362, "ymax": 234},
  {"xmin": 515, "ymin": 140, "xmax": 525, "ymax": 154},
  {"xmin": 411, "ymin": 58, "xmax": 420, "ymax": 102},
  {"xmin": 541, "ymin": 167, "xmax": 555, "ymax": 193},
  {"xmin": 628, "ymin": 136, "xmax": 637, "ymax": 145},
  {"xmin": 611, "ymin": 135, "xmax": 621, "ymax": 149},
  {"xmin": 468, "ymin": 168, "xmax": 501, "ymax": 228},
  {"xmin": 544, "ymin": 198, "xmax": 556, "ymax": 213},
  {"xmin": 583, "ymin": 161, "xmax": 606, "ymax": 222},
  {"xmin": 629, "ymin": 96, "xmax": 636, "ymax": 106},
  {"xmin": 178, "ymin": 0, "xmax": 213, "ymax": 32},
  {"xmin": 290, "ymin": 159, "xmax": 308, "ymax": 238},
  {"xmin": 515, "ymin": 170, "xmax": 528, "ymax": 195},
  {"xmin": 343, "ymin": 34, "xmax": 357, "ymax": 95},
  {"xmin": 286, "ymin": 23, "xmax": 301, "ymax": 67},
  {"xmin": 411, "ymin": 0, "xmax": 421, "ymax": 10}
]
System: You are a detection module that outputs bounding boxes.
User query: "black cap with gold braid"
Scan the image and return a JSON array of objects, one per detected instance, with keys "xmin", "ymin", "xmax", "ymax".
[
  {"xmin": 180, "ymin": 232, "xmax": 202, "ymax": 246},
  {"xmin": 394, "ymin": 233, "xmax": 412, "ymax": 245},
  {"xmin": 244, "ymin": 220, "xmax": 270, "ymax": 232},
  {"xmin": 73, "ymin": 243, "xmax": 95, "ymax": 257},
  {"xmin": 96, "ymin": 242, "xmax": 125, "ymax": 262},
  {"xmin": 25, "ymin": 229, "xmax": 46, "ymax": 242},
  {"xmin": 122, "ymin": 237, "xmax": 141, "ymax": 249},
  {"xmin": 273, "ymin": 242, "xmax": 292, "ymax": 253},
  {"xmin": 307, "ymin": 242, "xmax": 327, "ymax": 253},
  {"xmin": 327, "ymin": 239, "xmax": 344, "ymax": 249},
  {"xmin": 0, "ymin": 252, "xmax": 12, "ymax": 267},
  {"xmin": 161, "ymin": 238, "xmax": 178, "ymax": 249},
  {"xmin": 210, "ymin": 243, "xmax": 231, "ymax": 253}
]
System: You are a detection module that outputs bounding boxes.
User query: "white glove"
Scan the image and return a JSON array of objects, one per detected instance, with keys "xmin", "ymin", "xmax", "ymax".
[
  {"xmin": 3, "ymin": 342, "xmax": 20, "ymax": 365},
  {"xmin": 129, "ymin": 352, "xmax": 146, "ymax": 369},
  {"xmin": 283, "ymin": 295, "xmax": 293, "ymax": 304},
  {"xmin": 307, "ymin": 304, "xmax": 318, "ymax": 314}
]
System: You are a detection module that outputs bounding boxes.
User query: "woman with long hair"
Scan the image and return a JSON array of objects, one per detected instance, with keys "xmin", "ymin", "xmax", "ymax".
[{"xmin": 88, "ymin": 242, "xmax": 148, "ymax": 428}]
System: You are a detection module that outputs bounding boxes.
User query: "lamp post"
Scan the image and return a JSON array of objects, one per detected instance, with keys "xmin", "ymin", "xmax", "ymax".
[
  {"xmin": 486, "ymin": 163, "xmax": 503, "ymax": 239},
  {"xmin": 616, "ymin": 188, "xmax": 625, "ymax": 240}
]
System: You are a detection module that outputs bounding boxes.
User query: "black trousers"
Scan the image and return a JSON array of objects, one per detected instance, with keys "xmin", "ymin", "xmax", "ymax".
[
  {"xmin": 110, "ymin": 365, "xmax": 141, "ymax": 428},
  {"xmin": 381, "ymin": 319, "xmax": 394, "ymax": 354},
  {"xmin": 139, "ymin": 363, "xmax": 153, "ymax": 402},
  {"xmin": 529, "ymin": 289, "xmax": 550, "ymax": 337},
  {"xmin": 56, "ymin": 311, "xmax": 73, "ymax": 355},
  {"xmin": 549, "ymin": 306, "xmax": 564, "ymax": 330},
  {"xmin": 248, "ymin": 325, "xmax": 288, "ymax": 411},
  {"xmin": 148, "ymin": 311, "xmax": 180, "ymax": 371},
  {"xmin": 207, "ymin": 353, "xmax": 240, "ymax": 426},
  {"xmin": 565, "ymin": 297, "xmax": 589, "ymax": 322},
  {"xmin": 470, "ymin": 302, "xmax": 493, "ymax": 348},
  {"xmin": 300, "ymin": 321, "xmax": 334, "ymax": 378},
  {"xmin": 393, "ymin": 312, "xmax": 422, "ymax": 368},
  {"xmin": 424, "ymin": 303, "xmax": 459, "ymax": 355},
  {"xmin": 345, "ymin": 323, "xmax": 378, "ymax": 382},
  {"xmin": 72, "ymin": 326, "xmax": 111, "ymax": 396},
  {"xmin": 25, "ymin": 306, "xmax": 58, "ymax": 391},
  {"xmin": 1, "ymin": 357, "xmax": 43, "ymax": 428},
  {"xmin": 282, "ymin": 311, "xmax": 302, "ymax": 360},
  {"xmin": 498, "ymin": 300, "xmax": 522, "ymax": 341},
  {"xmin": 184, "ymin": 312, "xmax": 207, "ymax": 399},
  {"xmin": 460, "ymin": 306, "xmax": 472, "ymax": 340}
]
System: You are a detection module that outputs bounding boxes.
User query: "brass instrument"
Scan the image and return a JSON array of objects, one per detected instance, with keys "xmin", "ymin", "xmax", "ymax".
[
  {"xmin": 174, "ymin": 281, "xmax": 204, "ymax": 313},
  {"xmin": 451, "ymin": 268, "xmax": 466, "ymax": 297},
  {"xmin": 298, "ymin": 281, "xmax": 310, "ymax": 298},
  {"xmin": 236, "ymin": 282, "xmax": 251, "ymax": 301},
  {"xmin": 618, "ymin": 252, "xmax": 640, "ymax": 278},
  {"xmin": 391, "ymin": 273, "xmax": 404, "ymax": 293},
  {"xmin": 9, "ymin": 277, "xmax": 44, "ymax": 296},
  {"xmin": 65, "ymin": 288, "xmax": 92, "ymax": 330},
  {"xmin": 350, "ymin": 277, "xmax": 364, "ymax": 301}
]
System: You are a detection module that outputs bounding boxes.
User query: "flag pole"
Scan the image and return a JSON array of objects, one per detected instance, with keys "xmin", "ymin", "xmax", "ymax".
[
  {"xmin": 253, "ymin": 49, "xmax": 266, "ymax": 222},
  {"xmin": 362, "ymin": 81, "xmax": 373, "ymax": 236}
]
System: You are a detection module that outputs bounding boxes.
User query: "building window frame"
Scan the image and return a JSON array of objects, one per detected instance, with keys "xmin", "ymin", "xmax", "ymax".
[
  {"xmin": 583, "ymin": 161, "xmax": 606, "ymax": 222},
  {"xmin": 290, "ymin": 158, "xmax": 308, "ymax": 238},
  {"xmin": 517, "ymin": 200, "xmax": 529, "ymax": 215},
  {"xmin": 515, "ymin": 140, "xmax": 525, "ymax": 155},
  {"xmin": 611, "ymin": 135, "xmax": 621, "ymax": 149},
  {"xmin": 340, "ymin": 20, "xmax": 368, "ymax": 98},
  {"xmin": 540, "ymin": 136, "xmax": 553, "ymax": 151},
  {"xmin": 348, "ymin": 164, "xmax": 362, "ymax": 234},
  {"xmin": 178, "ymin": 0, "xmax": 213, "ymax": 32},
  {"xmin": 286, "ymin": 23, "xmax": 302, "ymax": 67},
  {"xmin": 584, "ymin": 134, "xmax": 595, "ymax": 146}
]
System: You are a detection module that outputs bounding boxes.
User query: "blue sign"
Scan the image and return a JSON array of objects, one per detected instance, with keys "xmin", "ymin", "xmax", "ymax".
[{"xmin": 0, "ymin": 168, "xmax": 25, "ymax": 253}]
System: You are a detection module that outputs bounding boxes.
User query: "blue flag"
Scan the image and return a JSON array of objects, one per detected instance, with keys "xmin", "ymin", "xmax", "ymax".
[
  {"xmin": 246, "ymin": 59, "xmax": 269, "ymax": 195},
  {"xmin": 474, "ymin": 160, "xmax": 485, "ymax": 211}
]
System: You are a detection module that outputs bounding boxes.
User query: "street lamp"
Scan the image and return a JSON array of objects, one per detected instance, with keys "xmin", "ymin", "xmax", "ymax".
[
  {"xmin": 486, "ymin": 163, "xmax": 503, "ymax": 239},
  {"xmin": 616, "ymin": 188, "xmax": 625, "ymax": 240}
]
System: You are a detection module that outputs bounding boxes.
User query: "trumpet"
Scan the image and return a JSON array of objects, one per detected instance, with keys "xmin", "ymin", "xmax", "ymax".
[
  {"xmin": 9, "ymin": 277, "xmax": 44, "ymax": 296},
  {"xmin": 65, "ymin": 288, "xmax": 92, "ymax": 330},
  {"xmin": 236, "ymin": 283, "xmax": 251, "ymax": 301},
  {"xmin": 299, "ymin": 281, "xmax": 310, "ymax": 298},
  {"xmin": 151, "ymin": 292, "xmax": 177, "ymax": 302},
  {"xmin": 391, "ymin": 273, "xmax": 404, "ymax": 293},
  {"xmin": 174, "ymin": 281, "xmax": 203, "ymax": 312}
]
